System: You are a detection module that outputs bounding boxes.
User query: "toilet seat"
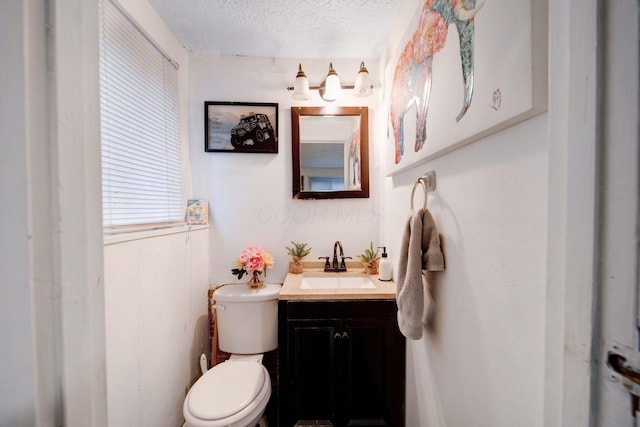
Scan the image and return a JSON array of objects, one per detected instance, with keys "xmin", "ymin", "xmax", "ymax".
[{"xmin": 184, "ymin": 361, "xmax": 271, "ymax": 427}]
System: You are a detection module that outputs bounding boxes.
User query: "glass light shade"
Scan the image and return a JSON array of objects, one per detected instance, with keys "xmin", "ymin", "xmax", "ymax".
[
  {"xmin": 323, "ymin": 63, "xmax": 341, "ymax": 101},
  {"xmin": 353, "ymin": 62, "xmax": 373, "ymax": 97},
  {"xmin": 292, "ymin": 64, "xmax": 312, "ymax": 100}
]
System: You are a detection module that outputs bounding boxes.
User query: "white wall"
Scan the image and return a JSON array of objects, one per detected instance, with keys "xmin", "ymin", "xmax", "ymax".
[
  {"xmin": 188, "ymin": 55, "xmax": 382, "ymax": 285},
  {"xmin": 101, "ymin": 1, "xmax": 210, "ymax": 426},
  {"xmin": 104, "ymin": 228, "xmax": 209, "ymax": 426},
  {"xmin": 385, "ymin": 117, "xmax": 548, "ymax": 426},
  {"xmin": 380, "ymin": 1, "xmax": 548, "ymax": 425}
]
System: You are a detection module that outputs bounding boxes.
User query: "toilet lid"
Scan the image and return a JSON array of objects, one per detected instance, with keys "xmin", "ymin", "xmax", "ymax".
[{"xmin": 187, "ymin": 361, "xmax": 265, "ymax": 421}]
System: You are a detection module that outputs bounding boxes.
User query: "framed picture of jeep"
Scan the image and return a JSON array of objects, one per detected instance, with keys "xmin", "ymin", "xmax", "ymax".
[{"xmin": 204, "ymin": 101, "xmax": 278, "ymax": 153}]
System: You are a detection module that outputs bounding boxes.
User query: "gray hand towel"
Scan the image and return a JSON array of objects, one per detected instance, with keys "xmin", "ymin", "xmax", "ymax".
[
  {"xmin": 396, "ymin": 208, "xmax": 444, "ymax": 339},
  {"xmin": 422, "ymin": 209, "xmax": 445, "ymax": 272}
]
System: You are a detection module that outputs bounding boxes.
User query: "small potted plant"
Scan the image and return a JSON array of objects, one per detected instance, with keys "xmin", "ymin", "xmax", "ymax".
[
  {"xmin": 285, "ymin": 241, "xmax": 311, "ymax": 274},
  {"xmin": 358, "ymin": 242, "xmax": 380, "ymax": 275}
]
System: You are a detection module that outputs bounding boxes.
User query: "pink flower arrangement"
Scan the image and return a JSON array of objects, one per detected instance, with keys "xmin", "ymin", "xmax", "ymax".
[{"xmin": 231, "ymin": 246, "xmax": 275, "ymax": 281}]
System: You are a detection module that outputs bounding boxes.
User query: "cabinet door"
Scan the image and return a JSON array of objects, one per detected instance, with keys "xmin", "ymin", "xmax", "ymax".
[
  {"xmin": 341, "ymin": 318, "xmax": 400, "ymax": 426},
  {"xmin": 279, "ymin": 300, "xmax": 405, "ymax": 427},
  {"xmin": 287, "ymin": 320, "xmax": 341, "ymax": 426}
]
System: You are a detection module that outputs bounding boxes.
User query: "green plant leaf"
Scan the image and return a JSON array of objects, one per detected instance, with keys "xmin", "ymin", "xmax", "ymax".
[
  {"xmin": 285, "ymin": 241, "xmax": 311, "ymax": 258},
  {"xmin": 231, "ymin": 268, "xmax": 246, "ymax": 279},
  {"xmin": 357, "ymin": 241, "xmax": 380, "ymax": 262}
]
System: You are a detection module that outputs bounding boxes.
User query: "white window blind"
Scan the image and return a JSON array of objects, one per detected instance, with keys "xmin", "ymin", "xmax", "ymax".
[{"xmin": 99, "ymin": 0, "xmax": 183, "ymax": 228}]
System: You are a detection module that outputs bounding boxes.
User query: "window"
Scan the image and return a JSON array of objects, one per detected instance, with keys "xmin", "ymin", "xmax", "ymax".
[
  {"xmin": 309, "ymin": 177, "xmax": 344, "ymax": 191},
  {"xmin": 99, "ymin": 0, "xmax": 183, "ymax": 228}
]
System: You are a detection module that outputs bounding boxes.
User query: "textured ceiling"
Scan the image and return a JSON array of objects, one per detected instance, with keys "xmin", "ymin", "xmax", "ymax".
[{"xmin": 147, "ymin": 0, "xmax": 403, "ymax": 59}]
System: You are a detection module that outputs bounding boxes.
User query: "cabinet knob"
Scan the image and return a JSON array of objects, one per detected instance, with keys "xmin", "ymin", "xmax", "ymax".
[
  {"xmin": 341, "ymin": 332, "xmax": 349, "ymax": 340},
  {"xmin": 334, "ymin": 332, "xmax": 342, "ymax": 340}
]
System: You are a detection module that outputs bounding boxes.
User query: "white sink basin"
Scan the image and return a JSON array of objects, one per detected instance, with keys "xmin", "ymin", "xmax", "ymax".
[{"xmin": 300, "ymin": 275, "xmax": 376, "ymax": 289}]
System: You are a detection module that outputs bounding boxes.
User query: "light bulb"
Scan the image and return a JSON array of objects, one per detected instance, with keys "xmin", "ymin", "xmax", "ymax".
[
  {"xmin": 353, "ymin": 62, "xmax": 373, "ymax": 97},
  {"xmin": 323, "ymin": 63, "xmax": 341, "ymax": 101},
  {"xmin": 292, "ymin": 64, "xmax": 311, "ymax": 100}
]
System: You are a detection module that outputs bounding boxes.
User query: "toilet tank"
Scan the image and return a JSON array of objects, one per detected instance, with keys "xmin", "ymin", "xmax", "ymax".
[{"xmin": 213, "ymin": 283, "xmax": 281, "ymax": 354}]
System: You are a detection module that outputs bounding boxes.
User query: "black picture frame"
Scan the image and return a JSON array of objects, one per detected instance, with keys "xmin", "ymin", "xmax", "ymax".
[{"xmin": 204, "ymin": 101, "xmax": 278, "ymax": 153}]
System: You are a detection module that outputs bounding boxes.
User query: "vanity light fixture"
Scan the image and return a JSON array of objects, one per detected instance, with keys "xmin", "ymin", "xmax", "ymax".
[{"xmin": 288, "ymin": 62, "xmax": 374, "ymax": 102}]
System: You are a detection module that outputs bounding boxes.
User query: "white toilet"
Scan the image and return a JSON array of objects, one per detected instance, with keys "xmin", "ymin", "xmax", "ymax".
[{"xmin": 183, "ymin": 283, "xmax": 281, "ymax": 427}]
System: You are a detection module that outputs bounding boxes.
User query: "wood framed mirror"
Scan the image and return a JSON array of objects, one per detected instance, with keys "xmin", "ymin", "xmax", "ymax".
[{"xmin": 291, "ymin": 106, "xmax": 369, "ymax": 199}]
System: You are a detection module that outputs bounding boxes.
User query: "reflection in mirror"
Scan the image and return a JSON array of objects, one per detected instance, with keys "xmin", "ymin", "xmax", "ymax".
[
  {"xmin": 300, "ymin": 115, "xmax": 361, "ymax": 191},
  {"xmin": 292, "ymin": 107, "xmax": 369, "ymax": 199}
]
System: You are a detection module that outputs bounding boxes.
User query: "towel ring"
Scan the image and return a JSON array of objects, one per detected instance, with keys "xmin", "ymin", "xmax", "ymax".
[
  {"xmin": 410, "ymin": 171, "xmax": 436, "ymax": 210},
  {"xmin": 410, "ymin": 178, "xmax": 428, "ymax": 210}
]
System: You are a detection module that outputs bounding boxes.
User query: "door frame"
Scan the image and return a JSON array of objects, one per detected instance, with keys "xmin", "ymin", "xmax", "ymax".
[{"xmin": 545, "ymin": 0, "xmax": 600, "ymax": 425}]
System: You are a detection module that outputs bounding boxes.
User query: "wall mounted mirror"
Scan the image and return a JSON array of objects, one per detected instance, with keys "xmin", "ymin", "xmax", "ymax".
[{"xmin": 291, "ymin": 106, "xmax": 369, "ymax": 199}]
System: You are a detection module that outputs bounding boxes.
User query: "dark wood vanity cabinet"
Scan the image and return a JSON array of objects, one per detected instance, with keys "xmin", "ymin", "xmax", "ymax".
[{"xmin": 278, "ymin": 299, "xmax": 406, "ymax": 427}]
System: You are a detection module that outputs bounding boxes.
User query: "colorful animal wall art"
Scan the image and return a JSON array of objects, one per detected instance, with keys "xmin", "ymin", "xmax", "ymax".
[{"xmin": 389, "ymin": 0, "xmax": 486, "ymax": 164}]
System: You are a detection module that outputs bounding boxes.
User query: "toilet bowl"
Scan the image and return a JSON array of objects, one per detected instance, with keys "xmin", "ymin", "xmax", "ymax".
[{"xmin": 183, "ymin": 284, "xmax": 280, "ymax": 427}]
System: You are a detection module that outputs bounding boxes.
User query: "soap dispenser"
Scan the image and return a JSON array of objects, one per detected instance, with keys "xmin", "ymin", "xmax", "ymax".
[{"xmin": 378, "ymin": 246, "xmax": 392, "ymax": 281}]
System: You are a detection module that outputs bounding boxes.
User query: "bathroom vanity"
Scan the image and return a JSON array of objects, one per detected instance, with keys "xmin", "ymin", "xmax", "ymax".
[{"xmin": 278, "ymin": 267, "xmax": 405, "ymax": 426}]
